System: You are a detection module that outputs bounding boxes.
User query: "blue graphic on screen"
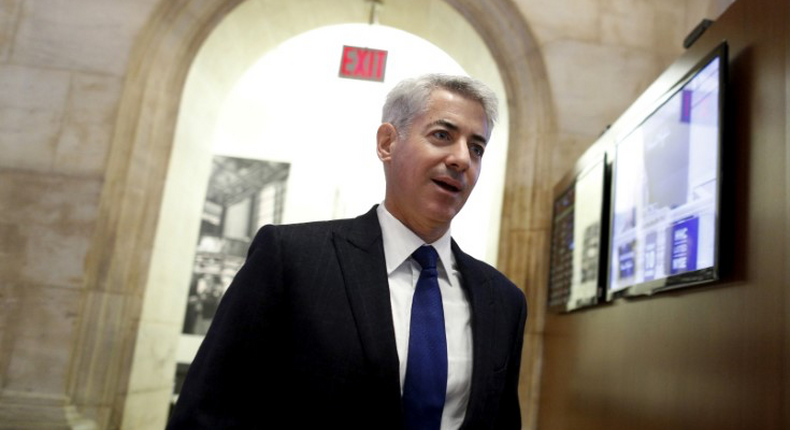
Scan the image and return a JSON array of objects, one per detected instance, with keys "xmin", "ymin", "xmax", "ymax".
[
  {"xmin": 644, "ymin": 232, "xmax": 657, "ymax": 281},
  {"xmin": 670, "ymin": 216, "xmax": 698, "ymax": 274},
  {"xmin": 609, "ymin": 57, "xmax": 719, "ymax": 293},
  {"xmin": 618, "ymin": 241, "xmax": 635, "ymax": 279}
]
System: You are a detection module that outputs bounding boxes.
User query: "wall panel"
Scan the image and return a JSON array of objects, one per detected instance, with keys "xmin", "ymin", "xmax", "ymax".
[{"xmin": 537, "ymin": 0, "xmax": 788, "ymax": 428}]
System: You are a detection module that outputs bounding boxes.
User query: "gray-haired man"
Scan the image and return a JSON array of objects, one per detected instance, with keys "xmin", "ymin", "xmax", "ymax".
[{"xmin": 168, "ymin": 74, "xmax": 527, "ymax": 430}]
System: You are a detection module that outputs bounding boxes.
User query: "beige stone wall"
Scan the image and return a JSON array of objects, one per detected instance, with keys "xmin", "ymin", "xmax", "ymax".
[
  {"xmin": 515, "ymin": 0, "xmax": 735, "ymax": 185},
  {"xmin": 0, "ymin": 0, "xmax": 159, "ymax": 428},
  {"xmin": 0, "ymin": 0, "xmax": 734, "ymax": 429}
]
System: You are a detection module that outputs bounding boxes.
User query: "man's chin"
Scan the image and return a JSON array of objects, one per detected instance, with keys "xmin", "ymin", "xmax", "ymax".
[{"xmin": 425, "ymin": 205, "xmax": 464, "ymax": 226}]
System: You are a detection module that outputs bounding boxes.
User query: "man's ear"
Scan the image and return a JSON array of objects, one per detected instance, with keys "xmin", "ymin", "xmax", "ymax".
[{"xmin": 376, "ymin": 123, "xmax": 398, "ymax": 162}]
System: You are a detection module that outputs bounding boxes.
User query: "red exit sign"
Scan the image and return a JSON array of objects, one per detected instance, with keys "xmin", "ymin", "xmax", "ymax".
[{"xmin": 339, "ymin": 45, "xmax": 388, "ymax": 82}]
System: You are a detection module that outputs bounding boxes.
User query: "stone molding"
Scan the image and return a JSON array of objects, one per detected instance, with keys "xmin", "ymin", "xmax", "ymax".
[
  {"xmin": 0, "ymin": 391, "xmax": 97, "ymax": 430},
  {"xmin": 70, "ymin": 0, "xmax": 245, "ymax": 427}
]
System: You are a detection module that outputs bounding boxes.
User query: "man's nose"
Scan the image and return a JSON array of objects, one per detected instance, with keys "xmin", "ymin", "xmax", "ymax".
[{"xmin": 446, "ymin": 139, "xmax": 471, "ymax": 171}]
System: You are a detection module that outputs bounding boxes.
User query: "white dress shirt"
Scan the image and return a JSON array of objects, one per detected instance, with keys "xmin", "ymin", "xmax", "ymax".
[{"xmin": 377, "ymin": 204, "xmax": 473, "ymax": 430}]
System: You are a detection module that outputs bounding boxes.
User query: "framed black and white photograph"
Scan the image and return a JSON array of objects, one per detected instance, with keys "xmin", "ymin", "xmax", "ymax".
[{"xmin": 181, "ymin": 155, "xmax": 290, "ymax": 335}]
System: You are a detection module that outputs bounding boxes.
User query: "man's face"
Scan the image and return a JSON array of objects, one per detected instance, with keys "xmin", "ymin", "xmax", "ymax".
[{"xmin": 378, "ymin": 88, "xmax": 490, "ymax": 240}]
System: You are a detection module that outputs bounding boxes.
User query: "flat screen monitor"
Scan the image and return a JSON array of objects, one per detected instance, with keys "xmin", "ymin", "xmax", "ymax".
[
  {"xmin": 548, "ymin": 154, "xmax": 608, "ymax": 312},
  {"xmin": 607, "ymin": 42, "xmax": 727, "ymax": 298}
]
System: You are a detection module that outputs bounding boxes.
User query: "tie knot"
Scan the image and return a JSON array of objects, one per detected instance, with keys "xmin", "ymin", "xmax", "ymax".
[{"xmin": 412, "ymin": 245, "xmax": 438, "ymax": 271}]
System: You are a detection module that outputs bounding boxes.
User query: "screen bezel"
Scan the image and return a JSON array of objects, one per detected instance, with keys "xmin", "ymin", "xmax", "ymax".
[{"xmin": 606, "ymin": 41, "xmax": 728, "ymax": 300}]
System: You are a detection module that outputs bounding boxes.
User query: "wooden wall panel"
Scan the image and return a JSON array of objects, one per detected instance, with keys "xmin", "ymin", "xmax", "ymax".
[{"xmin": 536, "ymin": 0, "xmax": 788, "ymax": 428}]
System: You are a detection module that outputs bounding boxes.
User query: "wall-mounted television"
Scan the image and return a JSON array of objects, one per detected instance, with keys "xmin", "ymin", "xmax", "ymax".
[
  {"xmin": 607, "ymin": 42, "xmax": 727, "ymax": 299},
  {"xmin": 548, "ymin": 153, "xmax": 609, "ymax": 312}
]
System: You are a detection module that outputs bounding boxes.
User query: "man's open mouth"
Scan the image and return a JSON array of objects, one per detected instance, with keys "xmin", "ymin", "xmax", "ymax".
[{"xmin": 433, "ymin": 179, "xmax": 461, "ymax": 193}]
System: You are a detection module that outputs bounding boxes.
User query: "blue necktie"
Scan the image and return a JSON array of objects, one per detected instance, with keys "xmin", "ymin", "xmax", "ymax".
[{"xmin": 402, "ymin": 245, "xmax": 447, "ymax": 430}]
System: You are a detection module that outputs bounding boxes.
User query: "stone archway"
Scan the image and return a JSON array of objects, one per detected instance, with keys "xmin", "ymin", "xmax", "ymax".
[{"xmin": 72, "ymin": 0, "xmax": 555, "ymax": 428}]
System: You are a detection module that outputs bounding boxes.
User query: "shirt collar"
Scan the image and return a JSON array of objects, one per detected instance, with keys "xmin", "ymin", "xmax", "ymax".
[{"xmin": 377, "ymin": 203, "xmax": 454, "ymax": 276}]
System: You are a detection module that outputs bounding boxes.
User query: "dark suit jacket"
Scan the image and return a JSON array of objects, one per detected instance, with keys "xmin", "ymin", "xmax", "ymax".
[{"xmin": 168, "ymin": 206, "xmax": 527, "ymax": 429}]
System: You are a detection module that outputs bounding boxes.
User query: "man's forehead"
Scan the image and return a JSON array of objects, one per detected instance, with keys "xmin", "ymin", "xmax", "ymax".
[
  {"xmin": 420, "ymin": 98, "xmax": 489, "ymax": 140},
  {"xmin": 427, "ymin": 89, "xmax": 487, "ymax": 116}
]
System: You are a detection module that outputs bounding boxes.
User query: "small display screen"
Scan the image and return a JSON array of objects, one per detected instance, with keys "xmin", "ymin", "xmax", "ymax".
[
  {"xmin": 548, "ymin": 184, "xmax": 575, "ymax": 309},
  {"xmin": 549, "ymin": 158, "xmax": 606, "ymax": 311},
  {"xmin": 608, "ymin": 54, "xmax": 722, "ymax": 295}
]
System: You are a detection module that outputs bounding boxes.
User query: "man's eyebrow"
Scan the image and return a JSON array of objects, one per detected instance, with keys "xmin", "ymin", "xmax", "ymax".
[{"xmin": 429, "ymin": 119, "xmax": 488, "ymax": 145}]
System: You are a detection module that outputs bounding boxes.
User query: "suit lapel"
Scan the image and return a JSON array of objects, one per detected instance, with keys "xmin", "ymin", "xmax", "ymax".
[
  {"xmin": 452, "ymin": 241, "xmax": 497, "ymax": 429},
  {"xmin": 332, "ymin": 206, "xmax": 403, "ymax": 421}
]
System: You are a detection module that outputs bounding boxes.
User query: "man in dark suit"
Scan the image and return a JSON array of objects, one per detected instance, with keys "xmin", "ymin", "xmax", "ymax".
[{"xmin": 167, "ymin": 74, "xmax": 527, "ymax": 429}]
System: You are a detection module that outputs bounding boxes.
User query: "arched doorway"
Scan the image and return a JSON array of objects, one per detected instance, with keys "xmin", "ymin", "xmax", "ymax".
[{"xmin": 74, "ymin": 0, "xmax": 555, "ymax": 428}]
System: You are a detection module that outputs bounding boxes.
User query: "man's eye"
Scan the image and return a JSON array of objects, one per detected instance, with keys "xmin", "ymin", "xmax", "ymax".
[
  {"xmin": 470, "ymin": 144, "xmax": 485, "ymax": 158},
  {"xmin": 432, "ymin": 130, "xmax": 450, "ymax": 140}
]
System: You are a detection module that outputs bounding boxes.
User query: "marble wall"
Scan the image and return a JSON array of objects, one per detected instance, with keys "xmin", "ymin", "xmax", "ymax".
[
  {"xmin": 0, "ymin": 0, "xmax": 159, "ymax": 428},
  {"xmin": 0, "ymin": 0, "xmax": 733, "ymax": 429},
  {"xmin": 515, "ymin": 0, "xmax": 734, "ymax": 185}
]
